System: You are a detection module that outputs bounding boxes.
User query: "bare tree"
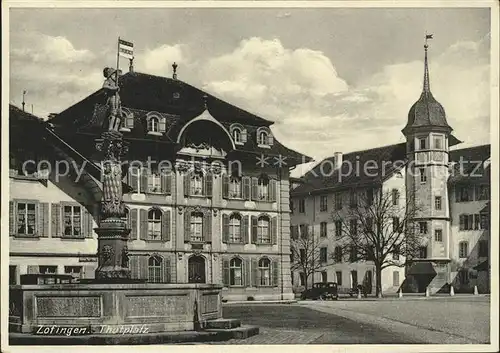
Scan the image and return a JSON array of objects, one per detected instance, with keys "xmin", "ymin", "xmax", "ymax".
[
  {"xmin": 290, "ymin": 226, "xmax": 331, "ymax": 291},
  {"xmin": 333, "ymin": 188, "xmax": 423, "ymax": 297}
]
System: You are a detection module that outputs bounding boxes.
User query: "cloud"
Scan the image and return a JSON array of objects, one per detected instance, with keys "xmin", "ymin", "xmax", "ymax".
[{"xmin": 136, "ymin": 44, "xmax": 188, "ymax": 76}]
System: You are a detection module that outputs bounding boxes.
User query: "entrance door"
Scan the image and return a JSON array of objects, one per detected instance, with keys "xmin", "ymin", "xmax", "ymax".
[
  {"xmin": 365, "ymin": 270, "xmax": 373, "ymax": 293},
  {"xmin": 188, "ymin": 256, "xmax": 206, "ymax": 283}
]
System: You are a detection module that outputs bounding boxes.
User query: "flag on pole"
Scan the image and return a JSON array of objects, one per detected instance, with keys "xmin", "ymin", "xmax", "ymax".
[
  {"xmin": 426, "ymin": 34, "xmax": 433, "ymax": 40},
  {"xmin": 118, "ymin": 39, "xmax": 134, "ymax": 59}
]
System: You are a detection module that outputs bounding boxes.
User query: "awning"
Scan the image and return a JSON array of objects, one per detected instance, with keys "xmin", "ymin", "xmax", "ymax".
[
  {"xmin": 473, "ymin": 260, "xmax": 489, "ymax": 271},
  {"xmin": 407, "ymin": 262, "xmax": 437, "ymax": 275}
]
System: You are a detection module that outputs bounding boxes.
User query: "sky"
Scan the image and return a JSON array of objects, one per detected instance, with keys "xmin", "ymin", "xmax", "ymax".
[{"xmin": 8, "ymin": 6, "xmax": 492, "ymax": 176}]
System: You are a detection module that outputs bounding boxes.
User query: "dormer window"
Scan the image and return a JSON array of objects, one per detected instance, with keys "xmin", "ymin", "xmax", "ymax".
[
  {"xmin": 258, "ymin": 131, "xmax": 268, "ymax": 145},
  {"xmin": 148, "ymin": 116, "xmax": 159, "ymax": 132},
  {"xmin": 256, "ymin": 127, "xmax": 273, "ymax": 148},
  {"xmin": 146, "ymin": 112, "xmax": 166, "ymax": 136},
  {"xmin": 230, "ymin": 124, "xmax": 247, "ymax": 145},
  {"xmin": 233, "ymin": 128, "xmax": 242, "ymax": 143}
]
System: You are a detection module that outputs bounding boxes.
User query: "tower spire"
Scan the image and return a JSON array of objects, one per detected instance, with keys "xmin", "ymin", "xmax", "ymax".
[{"xmin": 423, "ymin": 33, "xmax": 433, "ymax": 94}]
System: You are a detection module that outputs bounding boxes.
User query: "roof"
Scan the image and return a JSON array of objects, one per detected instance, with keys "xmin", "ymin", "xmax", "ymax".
[
  {"xmin": 291, "ymin": 143, "xmax": 407, "ymax": 196},
  {"xmin": 448, "ymin": 144, "xmax": 491, "ymax": 184}
]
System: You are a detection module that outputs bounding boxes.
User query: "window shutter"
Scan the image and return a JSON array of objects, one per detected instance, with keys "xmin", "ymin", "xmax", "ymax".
[
  {"xmin": 38, "ymin": 202, "xmax": 50, "ymax": 237},
  {"xmin": 222, "ymin": 175, "xmax": 229, "ymax": 199},
  {"xmin": 130, "ymin": 209, "xmax": 138, "ymax": 240},
  {"xmin": 126, "ymin": 112, "xmax": 134, "ymax": 129},
  {"xmin": 140, "ymin": 168, "xmax": 148, "ymax": 193},
  {"xmin": 159, "ymin": 118, "xmax": 166, "ymax": 132},
  {"xmin": 203, "ymin": 212, "xmax": 212, "ymax": 243},
  {"xmin": 242, "ymin": 176, "xmax": 251, "ymax": 200},
  {"xmin": 269, "ymin": 179, "xmax": 277, "ymax": 202},
  {"xmin": 251, "ymin": 177, "xmax": 258, "ymax": 201},
  {"xmin": 140, "ymin": 209, "xmax": 148, "ymax": 240},
  {"xmin": 222, "ymin": 214, "xmax": 230, "ymax": 243},
  {"xmin": 268, "ymin": 133, "xmax": 274, "ymax": 146},
  {"xmin": 184, "ymin": 211, "xmax": 191, "ymax": 243},
  {"xmin": 271, "ymin": 216, "xmax": 278, "ymax": 245},
  {"xmin": 81, "ymin": 206, "xmax": 90, "ymax": 238},
  {"xmin": 162, "ymin": 210, "xmax": 171, "ymax": 242},
  {"xmin": 161, "ymin": 172, "xmax": 172, "ymax": 195},
  {"xmin": 27, "ymin": 265, "xmax": 39, "ymax": 274},
  {"xmin": 9, "ymin": 201, "xmax": 15, "ymax": 235},
  {"xmin": 51, "ymin": 203, "xmax": 61, "ymax": 237},
  {"xmin": 222, "ymin": 258, "xmax": 230, "ymax": 287},
  {"xmin": 251, "ymin": 216, "xmax": 258, "ymax": 244},
  {"xmin": 163, "ymin": 257, "xmax": 171, "ymax": 283},
  {"xmin": 205, "ymin": 173, "xmax": 213, "ymax": 198},
  {"xmin": 245, "ymin": 259, "xmax": 251, "ymax": 287},
  {"xmin": 242, "ymin": 215, "xmax": 249, "ymax": 244},
  {"xmin": 129, "ymin": 256, "xmax": 139, "ymax": 279},
  {"xmin": 139, "ymin": 256, "xmax": 149, "ymax": 280},
  {"xmin": 272, "ymin": 259, "xmax": 279, "ymax": 287},
  {"xmin": 252, "ymin": 259, "xmax": 260, "ymax": 287},
  {"xmin": 128, "ymin": 166, "xmax": 138, "ymax": 192},
  {"xmin": 184, "ymin": 173, "xmax": 191, "ymax": 197},
  {"xmin": 241, "ymin": 129, "xmax": 247, "ymax": 143}
]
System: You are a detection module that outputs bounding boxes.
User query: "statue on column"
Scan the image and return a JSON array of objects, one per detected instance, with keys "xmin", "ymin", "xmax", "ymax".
[{"xmin": 102, "ymin": 67, "xmax": 122, "ymax": 132}]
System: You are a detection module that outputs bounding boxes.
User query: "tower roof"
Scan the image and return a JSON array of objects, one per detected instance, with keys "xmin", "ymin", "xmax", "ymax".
[{"xmin": 403, "ymin": 37, "xmax": 452, "ymax": 135}]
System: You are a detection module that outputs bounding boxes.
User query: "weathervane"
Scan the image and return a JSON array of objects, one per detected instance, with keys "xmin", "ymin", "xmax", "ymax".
[{"xmin": 425, "ymin": 32, "xmax": 433, "ymax": 49}]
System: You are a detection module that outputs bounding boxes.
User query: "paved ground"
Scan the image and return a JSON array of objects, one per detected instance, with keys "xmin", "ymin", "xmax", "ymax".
[{"xmin": 219, "ymin": 296, "xmax": 490, "ymax": 344}]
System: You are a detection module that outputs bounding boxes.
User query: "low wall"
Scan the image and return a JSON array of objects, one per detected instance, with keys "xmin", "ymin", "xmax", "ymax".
[{"xmin": 10, "ymin": 283, "xmax": 222, "ymax": 334}]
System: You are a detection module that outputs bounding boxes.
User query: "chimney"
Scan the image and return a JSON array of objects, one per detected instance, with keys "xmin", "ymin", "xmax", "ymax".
[{"xmin": 334, "ymin": 152, "xmax": 343, "ymax": 169}]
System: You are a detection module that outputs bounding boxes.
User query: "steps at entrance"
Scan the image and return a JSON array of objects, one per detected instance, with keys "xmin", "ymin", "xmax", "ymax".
[
  {"xmin": 204, "ymin": 325, "xmax": 260, "ymax": 340},
  {"xmin": 205, "ymin": 318, "xmax": 241, "ymax": 330}
]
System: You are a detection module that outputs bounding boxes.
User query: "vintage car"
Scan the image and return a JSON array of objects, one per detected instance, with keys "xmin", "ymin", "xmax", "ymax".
[{"xmin": 300, "ymin": 282, "xmax": 339, "ymax": 300}]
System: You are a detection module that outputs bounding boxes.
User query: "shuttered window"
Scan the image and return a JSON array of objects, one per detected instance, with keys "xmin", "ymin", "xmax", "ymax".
[
  {"xmin": 147, "ymin": 209, "xmax": 162, "ymax": 240},
  {"xmin": 148, "ymin": 256, "xmax": 163, "ymax": 283},
  {"xmin": 190, "ymin": 212, "xmax": 204, "ymax": 242},
  {"xmin": 229, "ymin": 214, "xmax": 242, "ymax": 243},
  {"xmin": 258, "ymin": 258, "xmax": 271, "ymax": 286},
  {"xmin": 64, "ymin": 205, "xmax": 82, "ymax": 237},
  {"xmin": 230, "ymin": 258, "xmax": 243, "ymax": 286},
  {"xmin": 17, "ymin": 202, "xmax": 37, "ymax": 235},
  {"xmin": 257, "ymin": 216, "xmax": 270, "ymax": 244}
]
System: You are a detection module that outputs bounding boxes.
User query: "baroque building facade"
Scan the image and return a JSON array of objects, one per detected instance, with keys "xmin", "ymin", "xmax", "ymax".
[{"xmin": 8, "ymin": 67, "xmax": 311, "ymax": 301}]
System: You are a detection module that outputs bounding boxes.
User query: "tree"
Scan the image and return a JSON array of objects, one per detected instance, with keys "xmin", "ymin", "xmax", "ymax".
[
  {"xmin": 333, "ymin": 188, "xmax": 423, "ymax": 297},
  {"xmin": 290, "ymin": 224, "xmax": 331, "ymax": 291}
]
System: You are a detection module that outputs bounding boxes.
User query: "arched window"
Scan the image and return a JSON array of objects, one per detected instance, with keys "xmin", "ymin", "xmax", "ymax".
[
  {"xmin": 148, "ymin": 209, "xmax": 162, "ymax": 240},
  {"xmin": 229, "ymin": 213, "xmax": 241, "ymax": 243},
  {"xmin": 190, "ymin": 212, "xmax": 203, "ymax": 242},
  {"xmin": 258, "ymin": 258, "xmax": 271, "ymax": 286},
  {"xmin": 233, "ymin": 128, "xmax": 242, "ymax": 144},
  {"xmin": 229, "ymin": 175, "xmax": 242, "ymax": 198},
  {"xmin": 190, "ymin": 172, "xmax": 203, "ymax": 196},
  {"xmin": 459, "ymin": 241, "xmax": 469, "ymax": 258},
  {"xmin": 257, "ymin": 216, "xmax": 270, "ymax": 244},
  {"xmin": 230, "ymin": 257, "xmax": 243, "ymax": 286},
  {"xmin": 148, "ymin": 116, "xmax": 160, "ymax": 132},
  {"xmin": 258, "ymin": 131, "xmax": 268, "ymax": 145},
  {"xmin": 148, "ymin": 256, "xmax": 163, "ymax": 283},
  {"xmin": 258, "ymin": 175, "xmax": 269, "ymax": 201}
]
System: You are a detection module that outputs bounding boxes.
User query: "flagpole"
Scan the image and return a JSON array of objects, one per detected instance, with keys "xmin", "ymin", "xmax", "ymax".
[{"xmin": 116, "ymin": 36, "xmax": 120, "ymax": 86}]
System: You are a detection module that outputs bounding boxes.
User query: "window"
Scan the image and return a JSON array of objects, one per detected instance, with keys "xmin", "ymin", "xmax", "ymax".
[
  {"xmin": 351, "ymin": 270, "xmax": 358, "ymax": 287},
  {"xmin": 365, "ymin": 217, "xmax": 373, "ymax": 233},
  {"xmin": 478, "ymin": 241, "xmax": 488, "ymax": 257},
  {"xmin": 480, "ymin": 213, "xmax": 489, "ymax": 230},
  {"xmin": 419, "ymin": 138, "xmax": 427, "ymax": 150},
  {"xmin": 148, "ymin": 116, "xmax": 159, "ymax": 132},
  {"xmin": 335, "ymin": 220, "xmax": 342, "ymax": 238},
  {"xmin": 9, "ymin": 266, "xmax": 17, "ymax": 285},
  {"xmin": 434, "ymin": 229, "xmax": 443, "ymax": 242},
  {"xmin": 393, "ymin": 271, "xmax": 400, "ymax": 287},
  {"xmin": 190, "ymin": 173, "xmax": 204, "ymax": 196},
  {"xmin": 320, "ymin": 222, "xmax": 327, "ymax": 237},
  {"xmin": 64, "ymin": 266, "xmax": 82, "ymax": 279},
  {"xmin": 335, "ymin": 271, "xmax": 342, "ymax": 286},
  {"xmin": 334, "ymin": 246, "xmax": 342, "ymax": 263},
  {"xmin": 233, "ymin": 128, "xmax": 242, "ymax": 144},
  {"xmin": 392, "ymin": 189, "xmax": 399, "ymax": 205},
  {"xmin": 229, "ymin": 176, "xmax": 242, "ymax": 198},
  {"xmin": 419, "ymin": 221, "xmax": 428, "ymax": 234},
  {"xmin": 335, "ymin": 192, "xmax": 342, "ymax": 210},
  {"xmin": 257, "ymin": 216, "xmax": 271, "ymax": 244},
  {"xmin": 148, "ymin": 256, "xmax": 163, "ymax": 283},
  {"xmin": 475, "ymin": 185, "xmax": 490, "ymax": 201},
  {"xmin": 229, "ymin": 214, "xmax": 242, "ymax": 243},
  {"xmin": 459, "ymin": 214, "xmax": 484, "ymax": 231},
  {"xmin": 393, "ymin": 245, "xmax": 400, "ymax": 260},
  {"xmin": 257, "ymin": 176, "xmax": 269, "ymax": 201},
  {"xmin": 457, "ymin": 186, "xmax": 472, "ymax": 202},
  {"xmin": 148, "ymin": 172, "xmax": 161, "ymax": 193},
  {"xmin": 435, "ymin": 196, "xmax": 442, "ymax": 210},
  {"xmin": 190, "ymin": 212, "xmax": 203, "ymax": 242},
  {"xmin": 258, "ymin": 131, "xmax": 268, "ymax": 145},
  {"xmin": 349, "ymin": 219, "xmax": 357, "ymax": 236},
  {"xmin": 349, "ymin": 190, "xmax": 357, "ymax": 208},
  {"xmin": 299, "ymin": 249, "xmax": 306, "ymax": 263},
  {"xmin": 320, "ymin": 247, "xmax": 328, "ymax": 263},
  {"xmin": 420, "ymin": 168, "xmax": 427, "ymax": 183},
  {"xmin": 367, "ymin": 188, "xmax": 374, "ymax": 206},
  {"xmin": 298, "ymin": 199, "xmax": 305, "ymax": 213},
  {"xmin": 418, "ymin": 246, "xmax": 427, "ymax": 259},
  {"xmin": 459, "ymin": 242, "xmax": 468, "ymax": 258},
  {"xmin": 299, "ymin": 224, "xmax": 308, "ymax": 239},
  {"xmin": 320, "ymin": 195, "xmax": 328, "ymax": 212},
  {"xmin": 258, "ymin": 258, "xmax": 271, "ymax": 286},
  {"xmin": 349, "ymin": 246, "xmax": 357, "ymax": 262},
  {"xmin": 16, "ymin": 202, "xmax": 36, "ymax": 235},
  {"xmin": 230, "ymin": 258, "xmax": 243, "ymax": 286},
  {"xmin": 321, "ymin": 271, "xmax": 327, "ymax": 283},
  {"xmin": 64, "ymin": 205, "xmax": 81, "ymax": 237},
  {"xmin": 433, "ymin": 136, "xmax": 443, "ymax": 150},
  {"xmin": 392, "ymin": 217, "xmax": 400, "ymax": 233},
  {"xmin": 148, "ymin": 209, "xmax": 162, "ymax": 240},
  {"xmin": 39, "ymin": 266, "xmax": 57, "ymax": 274},
  {"xmin": 299, "ymin": 273, "xmax": 305, "ymax": 286}
]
